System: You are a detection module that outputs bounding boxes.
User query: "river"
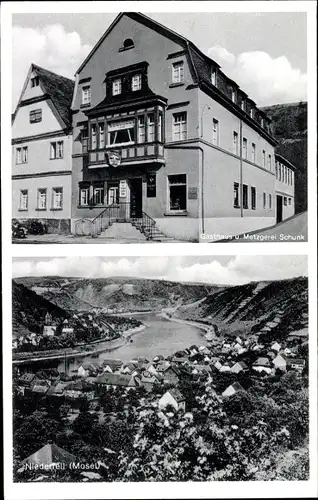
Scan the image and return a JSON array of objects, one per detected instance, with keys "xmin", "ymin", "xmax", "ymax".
[{"xmin": 22, "ymin": 313, "xmax": 206, "ymax": 375}]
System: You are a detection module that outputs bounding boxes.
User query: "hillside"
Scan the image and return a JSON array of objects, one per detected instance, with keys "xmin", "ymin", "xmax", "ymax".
[
  {"xmin": 16, "ymin": 277, "xmax": 219, "ymax": 312},
  {"xmin": 12, "ymin": 281, "xmax": 68, "ymax": 337},
  {"xmin": 261, "ymin": 101, "xmax": 307, "ymax": 213},
  {"xmin": 176, "ymin": 276, "xmax": 308, "ymax": 341}
]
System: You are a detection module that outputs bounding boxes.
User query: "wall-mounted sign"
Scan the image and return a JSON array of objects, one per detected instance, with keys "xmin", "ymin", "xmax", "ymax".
[
  {"xmin": 119, "ymin": 180, "xmax": 127, "ymax": 198},
  {"xmin": 107, "ymin": 150, "xmax": 121, "ymax": 168},
  {"xmin": 146, "ymin": 173, "xmax": 156, "ymax": 198},
  {"xmin": 188, "ymin": 187, "xmax": 198, "ymax": 200}
]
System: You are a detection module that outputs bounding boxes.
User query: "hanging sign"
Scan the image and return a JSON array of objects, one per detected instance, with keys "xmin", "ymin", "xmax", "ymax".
[{"xmin": 107, "ymin": 150, "xmax": 121, "ymax": 168}]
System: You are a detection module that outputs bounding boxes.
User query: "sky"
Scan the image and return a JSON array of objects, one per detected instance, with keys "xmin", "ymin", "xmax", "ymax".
[
  {"xmin": 12, "ymin": 256, "xmax": 308, "ymax": 286},
  {"xmin": 12, "ymin": 11, "xmax": 307, "ymax": 110}
]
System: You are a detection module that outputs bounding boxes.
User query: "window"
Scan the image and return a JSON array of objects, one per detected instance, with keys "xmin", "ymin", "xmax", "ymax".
[
  {"xmin": 79, "ymin": 185, "xmax": 90, "ymax": 206},
  {"xmin": 168, "ymin": 174, "xmax": 187, "ymax": 211},
  {"xmin": 158, "ymin": 113, "xmax": 163, "ymax": 142},
  {"xmin": 82, "ymin": 86, "xmax": 91, "ymax": 105},
  {"xmin": 172, "ymin": 61, "xmax": 184, "ymax": 84},
  {"xmin": 52, "ymin": 187, "xmax": 63, "ymax": 209},
  {"xmin": 173, "ymin": 112, "xmax": 187, "ymax": 141},
  {"xmin": 81, "ymin": 126, "xmax": 88, "ymax": 153},
  {"xmin": 91, "ymin": 124, "xmax": 97, "ymax": 149},
  {"xmin": 251, "ymin": 186, "xmax": 256, "ymax": 210},
  {"xmin": 283, "ymin": 196, "xmax": 287, "ymax": 206},
  {"xmin": 231, "ymin": 88, "xmax": 237, "ymax": 103},
  {"xmin": 147, "ymin": 114, "xmax": 155, "ymax": 142},
  {"xmin": 19, "ymin": 190, "xmax": 28, "ymax": 210},
  {"xmin": 287, "ymin": 169, "xmax": 290, "ymax": 185},
  {"xmin": 261, "ymin": 118, "xmax": 264, "ymax": 128},
  {"xmin": 29, "ymin": 109, "xmax": 42, "ymax": 123},
  {"xmin": 250, "ymin": 108, "xmax": 254, "ymax": 119},
  {"xmin": 268, "ymin": 154, "xmax": 272, "ymax": 171},
  {"xmin": 108, "ymin": 119, "xmax": 135, "ymax": 145},
  {"xmin": 37, "ymin": 188, "xmax": 47, "ymax": 210},
  {"xmin": 278, "ymin": 163, "xmax": 282, "ymax": 181},
  {"xmin": 147, "ymin": 173, "xmax": 156, "ymax": 198},
  {"xmin": 98, "ymin": 123, "xmax": 105, "ymax": 149},
  {"xmin": 243, "ymin": 138, "xmax": 247, "ymax": 159},
  {"xmin": 211, "ymin": 68, "xmax": 217, "ymax": 86},
  {"xmin": 137, "ymin": 116, "xmax": 145, "ymax": 143},
  {"xmin": 50, "ymin": 141, "xmax": 64, "ymax": 159},
  {"xmin": 275, "ymin": 163, "xmax": 278, "ymax": 179},
  {"xmin": 212, "ymin": 119, "xmax": 219, "ymax": 145},
  {"xmin": 241, "ymin": 100, "xmax": 245, "ymax": 111},
  {"xmin": 263, "ymin": 192, "xmax": 266, "ymax": 209},
  {"xmin": 284, "ymin": 166, "xmax": 287, "ymax": 183},
  {"xmin": 282, "ymin": 165, "xmax": 285, "ymax": 183},
  {"xmin": 123, "ymin": 38, "xmax": 134, "ymax": 50},
  {"xmin": 132, "ymin": 74, "xmax": 142, "ymax": 91},
  {"xmin": 243, "ymin": 184, "xmax": 248, "ymax": 209},
  {"xmin": 16, "ymin": 146, "xmax": 28, "ymax": 164},
  {"xmin": 233, "ymin": 182, "xmax": 239, "ymax": 208},
  {"xmin": 262, "ymin": 150, "xmax": 266, "ymax": 168},
  {"xmin": 288, "ymin": 197, "xmax": 292, "ymax": 205},
  {"xmin": 251, "ymin": 143, "xmax": 256, "ymax": 163},
  {"xmin": 93, "ymin": 184, "xmax": 104, "ymax": 205},
  {"xmin": 233, "ymin": 131, "xmax": 238, "ymax": 155},
  {"xmin": 269, "ymin": 193, "xmax": 272, "ymax": 209},
  {"xmin": 112, "ymin": 78, "xmax": 122, "ymax": 95},
  {"xmin": 290, "ymin": 171, "xmax": 293, "ymax": 186},
  {"xmin": 31, "ymin": 76, "xmax": 39, "ymax": 88}
]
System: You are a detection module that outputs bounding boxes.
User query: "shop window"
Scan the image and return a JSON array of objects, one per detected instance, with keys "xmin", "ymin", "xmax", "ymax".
[
  {"xmin": 108, "ymin": 119, "xmax": 135, "ymax": 145},
  {"xmin": 168, "ymin": 174, "xmax": 187, "ymax": 211},
  {"xmin": 147, "ymin": 173, "xmax": 156, "ymax": 198},
  {"xmin": 243, "ymin": 184, "xmax": 248, "ymax": 209},
  {"xmin": 52, "ymin": 187, "xmax": 63, "ymax": 209},
  {"xmin": 251, "ymin": 186, "xmax": 256, "ymax": 210},
  {"xmin": 233, "ymin": 182, "xmax": 239, "ymax": 208},
  {"xmin": 93, "ymin": 184, "xmax": 105, "ymax": 205}
]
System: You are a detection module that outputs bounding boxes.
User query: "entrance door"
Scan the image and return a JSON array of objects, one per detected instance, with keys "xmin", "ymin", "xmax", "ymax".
[
  {"xmin": 276, "ymin": 195, "xmax": 283, "ymax": 223},
  {"xmin": 130, "ymin": 178, "xmax": 143, "ymax": 218}
]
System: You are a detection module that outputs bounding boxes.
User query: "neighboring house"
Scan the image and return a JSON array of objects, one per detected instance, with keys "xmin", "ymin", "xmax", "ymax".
[
  {"xmin": 70, "ymin": 12, "xmax": 278, "ymax": 242},
  {"xmin": 274, "ymin": 153, "xmax": 295, "ymax": 224},
  {"xmin": 136, "ymin": 373, "xmax": 159, "ymax": 392},
  {"xmin": 273, "ymin": 354, "xmax": 287, "ymax": 371},
  {"xmin": 288, "ymin": 358, "xmax": 305, "ymax": 373},
  {"xmin": 252, "ymin": 357, "xmax": 272, "ymax": 374},
  {"xmin": 231, "ymin": 361, "xmax": 248, "ymax": 374},
  {"xmin": 95, "ymin": 373, "xmax": 137, "ymax": 391},
  {"xmin": 271, "ymin": 341, "xmax": 281, "ymax": 352},
  {"xmin": 12, "ymin": 64, "xmax": 74, "ymax": 234},
  {"xmin": 18, "ymin": 372, "xmax": 36, "ymax": 388},
  {"xmin": 64, "ymin": 380, "xmax": 95, "ymax": 400},
  {"xmin": 219, "ymin": 362, "xmax": 232, "ymax": 373},
  {"xmin": 222, "ymin": 382, "xmax": 245, "ymax": 398},
  {"xmin": 43, "ymin": 325, "xmax": 57, "ymax": 337},
  {"xmin": 158, "ymin": 389, "xmax": 186, "ymax": 411}
]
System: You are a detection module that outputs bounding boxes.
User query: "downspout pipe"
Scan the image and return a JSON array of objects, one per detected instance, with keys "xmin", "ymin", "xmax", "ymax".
[
  {"xmin": 165, "ymin": 144, "xmax": 205, "ymax": 237},
  {"xmin": 240, "ymin": 118, "xmax": 243, "ymax": 218}
]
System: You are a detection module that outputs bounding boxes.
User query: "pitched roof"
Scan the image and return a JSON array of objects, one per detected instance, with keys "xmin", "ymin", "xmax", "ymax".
[
  {"xmin": 96, "ymin": 373, "xmax": 135, "ymax": 386},
  {"xmin": 22, "ymin": 442, "xmax": 76, "ymax": 466},
  {"xmin": 167, "ymin": 389, "xmax": 184, "ymax": 402},
  {"xmin": 253, "ymin": 357, "xmax": 271, "ymax": 367},
  {"xmin": 18, "ymin": 64, "xmax": 74, "ymax": 128}
]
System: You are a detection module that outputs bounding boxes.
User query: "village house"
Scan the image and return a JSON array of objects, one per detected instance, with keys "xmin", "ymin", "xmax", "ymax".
[
  {"xmin": 274, "ymin": 153, "xmax": 295, "ymax": 223},
  {"xmin": 70, "ymin": 11, "xmax": 284, "ymax": 242},
  {"xmin": 252, "ymin": 357, "xmax": 273, "ymax": 375},
  {"xmin": 95, "ymin": 373, "xmax": 137, "ymax": 392},
  {"xmin": 231, "ymin": 360, "xmax": 248, "ymax": 374},
  {"xmin": 273, "ymin": 353, "xmax": 287, "ymax": 372},
  {"xmin": 222, "ymin": 382, "xmax": 245, "ymax": 398},
  {"xmin": 288, "ymin": 358, "xmax": 305, "ymax": 373},
  {"xmin": 158, "ymin": 389, "xmax": 186, "ymax": 411},
  {"xmin": 12, "ymin": 64, "xmax": 74, "ymax": 234}
]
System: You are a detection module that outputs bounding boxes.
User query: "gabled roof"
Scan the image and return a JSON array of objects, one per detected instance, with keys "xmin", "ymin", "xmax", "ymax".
[
  {"xmin": 96, "ymin": 373, "xmax": 135, "ymax": 386},
  {"xmin": 22, "ymin": 442, "xmax": 76, "ymax": 466},
  {"xmin": 167, "ymin": 389, "xmax": 184, "ymax": 402},
  {"xmin": 13, "ymin": 64, "xmax": 74, "ymax": 128}
]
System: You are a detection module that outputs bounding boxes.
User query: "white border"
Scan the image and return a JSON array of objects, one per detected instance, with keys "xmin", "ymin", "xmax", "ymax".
[{"xmin": 2, "ymin": 1, "xmax": 317, "ymax": 499}]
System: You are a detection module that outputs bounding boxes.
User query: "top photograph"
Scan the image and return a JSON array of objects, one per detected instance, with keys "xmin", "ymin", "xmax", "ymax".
[{"xmin": 11, "ymin": 11, "xmax": 308, "ymax": 244}]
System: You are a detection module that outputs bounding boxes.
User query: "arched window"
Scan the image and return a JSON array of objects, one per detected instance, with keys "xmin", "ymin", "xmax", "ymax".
[{"xmin": 123, "ymin": 38, "xmax": 134, "ymax": 49}]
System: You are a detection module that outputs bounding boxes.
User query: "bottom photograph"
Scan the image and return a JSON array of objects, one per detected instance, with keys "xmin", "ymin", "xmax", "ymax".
[{"xmin": 11, "ymin": 255, "xmax": 309, "ymax": 482}]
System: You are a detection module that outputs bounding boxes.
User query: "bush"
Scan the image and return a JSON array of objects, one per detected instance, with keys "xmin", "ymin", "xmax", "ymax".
[{"xmin": 12, "ymin": 221, "xmax": 27, "ymax": 239}]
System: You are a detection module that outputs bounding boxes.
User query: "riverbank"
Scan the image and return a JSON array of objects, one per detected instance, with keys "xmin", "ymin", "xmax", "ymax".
[
  {"xmin": 158, "ymin": 311, "xmax": 215, "ymax": 336},
  {"xmin": 13, "ymin": 324, "xmax": 146, "ymax": 365}
]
